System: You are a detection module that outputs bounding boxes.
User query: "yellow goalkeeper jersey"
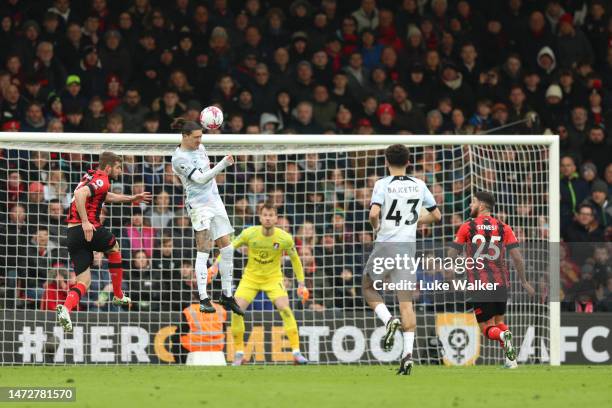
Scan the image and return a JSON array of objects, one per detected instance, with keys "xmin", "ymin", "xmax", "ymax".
[{"xmin": 232, "ymin": 226, "xmax": 304, "ymax": 284}]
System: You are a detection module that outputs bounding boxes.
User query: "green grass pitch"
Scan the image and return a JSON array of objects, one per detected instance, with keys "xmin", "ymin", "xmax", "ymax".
[{"xmin": 1, "ymin": 365, "xmax": 610, "ymax": 408}]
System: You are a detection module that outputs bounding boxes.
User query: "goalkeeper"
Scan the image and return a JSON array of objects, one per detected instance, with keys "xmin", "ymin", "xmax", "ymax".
[{"xmin": 226, "ymin": 202, "xmax": 309, "ymax": 365}]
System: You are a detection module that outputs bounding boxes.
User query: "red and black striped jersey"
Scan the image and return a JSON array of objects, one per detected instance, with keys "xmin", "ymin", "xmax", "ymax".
[
  {"xmin": 449, "ymin": 215, "xmax": 519, "ymax": 288},
  {"xmin": 66, "ymin": 169, "xmax": 109, "ymax": 228}
]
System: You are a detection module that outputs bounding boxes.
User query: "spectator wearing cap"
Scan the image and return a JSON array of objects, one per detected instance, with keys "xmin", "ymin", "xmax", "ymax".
[
  {"xmin": 561, "ymin": 155, "xmax": 590, "ymax": 232},
  {"xmin": 290, "ymin": 30, "xmax": 311, "ymax": 63},
  {"xmin": 557, "ymin": 13, "xmax": 594, "ymax": 70},
  {"xmin": 376, "ymin": 103, "xmax": 399, "ymax": 133},
  {"xmin": 582, "ymin": 180, "xmax": 611, "ymax": 228},
  {"xmin": 21, "ymin": 102, "xmax": 47, "ymax": 132},
  {"xmin": 540, "ymin": 84, "xmax": 565, "ymax": 129},
  {"xmin": 32, "ymin": 41, "xmax": 67, "ymax": 93},
  {"xmin": 99, "ymin": 29, "xmax": 131, "ymax": 84},
  {"xmin": 114, "ymin": 87, "xmax": 150, "ymax": 133},
  {"xmin": 356, "ymin": 117, "xmax": 374, "ymax": 134},
  {"xmin": 489, "ymin": 103, "xmax": 509, "ymax": 134},
  {"xmin": 77, "ymin": 44, "xmax": 105, "ymax": 98},
  {"xmin": 60, "ymin": 74, "xmax": 87, "ymax": 112},
  {"xmin": 582, "ymin": 126, "xmax": 611, "ymax": 177}
]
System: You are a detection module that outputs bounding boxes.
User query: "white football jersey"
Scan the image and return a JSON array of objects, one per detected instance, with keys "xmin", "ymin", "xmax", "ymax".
[
  {"xmin": 370, "ymin": 175, "xmax": 437, "ymax": 242},
  {"xmin": 171, "ymin": 145, "xmax": 221, "ymax": 207}
]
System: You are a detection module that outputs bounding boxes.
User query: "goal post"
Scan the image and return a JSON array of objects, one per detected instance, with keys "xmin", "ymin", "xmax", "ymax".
[{"xmin": 0, "ymin": 132, "xmax": 560, "ymax": 366}]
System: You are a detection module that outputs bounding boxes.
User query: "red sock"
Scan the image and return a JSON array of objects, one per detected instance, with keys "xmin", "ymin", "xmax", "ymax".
[
  {"xmin": 64, "ymin": 282, "xmax": 87, "ymax": 312},
  {"xmin": 497, "ymin": 322, "xmax": 509, "ymax": 332},
  {"xmin": 483, "ymin": 326, "xmax": 502, "ymax": 341},
  {"xmin": 107, "ymin": 251, "xmax": 124, "ymax": 298}
]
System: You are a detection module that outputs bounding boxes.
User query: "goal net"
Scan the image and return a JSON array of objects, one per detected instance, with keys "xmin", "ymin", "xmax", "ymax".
[{"xmin": 0, "ymin": 134, "xmax": 559, "ymax": 365}]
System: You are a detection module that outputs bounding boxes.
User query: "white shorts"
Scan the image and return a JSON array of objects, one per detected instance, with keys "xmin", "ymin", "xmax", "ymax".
[{"xmin": 187, "ymin": 200, "xmax": 234, "ymax": 240}]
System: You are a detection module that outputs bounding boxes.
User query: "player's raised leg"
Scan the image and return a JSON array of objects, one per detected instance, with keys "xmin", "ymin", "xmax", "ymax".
[
  {"xmin": 59, "ymin": 227, "xmax": 93, "ymax": 332},
  {"xmin": 362, "ymin": 273, "xmax": 400, "ymax": 352},
  {"xmin": 397, "ymin": 292, "xmax": 415, "ymax": 375},
  {"xmin": 273, "ymin": 294, "xmax": 308, "ymax": 365}
]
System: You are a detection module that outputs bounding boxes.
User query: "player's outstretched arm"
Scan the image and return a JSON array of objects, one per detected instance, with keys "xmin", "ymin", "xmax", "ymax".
[
  {"xmin": 105, "ymin": 191, "xmax": 152, "ymax": 204},
  {"xmin": 509, "ymin": 247, "xmax": 536, "ymax": 296},
  {"xmin": 190, "ymin": 155, "xmax": 234, "ymax": 185}
]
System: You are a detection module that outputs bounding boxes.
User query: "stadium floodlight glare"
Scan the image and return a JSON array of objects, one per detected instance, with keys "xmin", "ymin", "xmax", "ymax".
[{"xmin": 0, "ymin": 132, "xmax": 560, "ymax": 366}]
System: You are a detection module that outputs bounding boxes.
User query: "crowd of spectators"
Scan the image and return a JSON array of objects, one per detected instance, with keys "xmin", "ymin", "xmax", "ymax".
[{"xmin": 0, "ymin": 0, "xmax": 611, "ymax": 312}]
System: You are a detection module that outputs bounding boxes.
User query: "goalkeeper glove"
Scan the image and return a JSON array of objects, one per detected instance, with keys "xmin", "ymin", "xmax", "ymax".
[{"xmin": 297, "ymin": 283, "xmax": 310, "ymax": 305}]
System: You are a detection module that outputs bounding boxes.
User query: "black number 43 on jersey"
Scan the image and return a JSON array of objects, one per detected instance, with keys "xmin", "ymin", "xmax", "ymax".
[{"xmin": 385, "ymin": 199, "xmax": 419, "ymax": 226}]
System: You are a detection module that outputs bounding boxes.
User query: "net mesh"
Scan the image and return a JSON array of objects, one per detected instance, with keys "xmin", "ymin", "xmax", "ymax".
[{"xmin": 0, "ymin": 139, "xmax": 551, "ymax": 365}]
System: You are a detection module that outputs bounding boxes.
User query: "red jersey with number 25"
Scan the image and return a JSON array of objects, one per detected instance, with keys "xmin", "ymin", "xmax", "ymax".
[
  {"xmin": 450, "ymin": 215, "xmax": 519, "ymax": 288},
  {"xmin": 66, "ymin": 169, "xmax": 110, "ymax": 228}
]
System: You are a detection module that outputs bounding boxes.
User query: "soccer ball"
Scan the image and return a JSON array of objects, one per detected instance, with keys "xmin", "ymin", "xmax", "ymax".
[{"xmin": 199, "ymin": 106, "xmax": 224, "ymax": 130}]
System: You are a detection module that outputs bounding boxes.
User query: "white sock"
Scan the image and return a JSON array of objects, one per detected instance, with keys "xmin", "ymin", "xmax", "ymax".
[
  {"xmin": 292, "ymin": 349, "xmax": 301, "ymax": 355},
  {"xmin": 402, "ymin": 331, "xmax": 415, "ymax": 358},
  {"xmin": 219, "ymin": 245, "xmax": 234, "ymax": 297},
  {"xmin": 195, "ymin": 251, "xmax": 210, "ymax": 300},
  {"xmin": 374, "ymin": 303, "xmax": 392, "ymax": 325}
]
